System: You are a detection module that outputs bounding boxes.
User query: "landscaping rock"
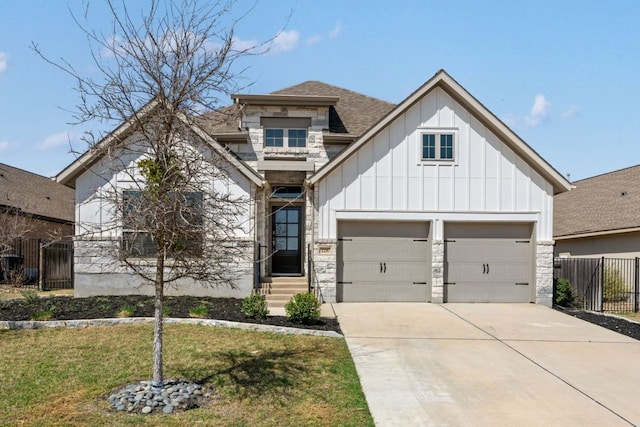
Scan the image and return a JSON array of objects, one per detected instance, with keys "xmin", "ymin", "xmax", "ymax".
[{"xmin": 107, "ymin": 379, "xmax": 211, "ymax": 415}]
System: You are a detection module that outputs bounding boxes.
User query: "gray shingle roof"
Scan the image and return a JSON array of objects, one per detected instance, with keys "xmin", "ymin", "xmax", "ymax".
[
  {"xmin": 196, "ymin": 81, "xmax": 395, "ymax": 139},
  {"xmin": 0, "ymin": 163, "xmax": 74, "ymax": 223},
  {"xmin": 554, "ymin": 165, "xmax": 640, "ymax": 237}
]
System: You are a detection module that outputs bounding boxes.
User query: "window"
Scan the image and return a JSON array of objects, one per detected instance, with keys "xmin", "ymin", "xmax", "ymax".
[
  {"xmin": 421, "ymin": 132, "xmax": 455, "ymax": 161},
  {"xmin": 122, "ymin": 190, "xmax": 203, "ymax": 257},
  {"xmin": 265, "ymin": 128, "xmax": 307, "ymax": 148}
]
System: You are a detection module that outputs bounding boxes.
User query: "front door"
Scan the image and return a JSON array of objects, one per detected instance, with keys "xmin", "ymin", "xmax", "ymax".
[{"xmin": 272, "ymin": 206, "xmax": 302, "ymax": 275}]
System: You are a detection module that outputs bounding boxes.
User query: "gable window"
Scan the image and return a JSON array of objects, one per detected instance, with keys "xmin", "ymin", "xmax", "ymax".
[
  {"xmin": 122, "ymin": 190, "xmax": 203, "ymax": 257},
  {"xmin": 265, "ymin": 128, "xmax": 307, "ymax": 148},
  {"xmin": 261, "ymin": 117, "xmax": 310, "ymax": 149},
  {"xmin": 421, "ymin": 132, "xmax": 455, "ymax": 161}
]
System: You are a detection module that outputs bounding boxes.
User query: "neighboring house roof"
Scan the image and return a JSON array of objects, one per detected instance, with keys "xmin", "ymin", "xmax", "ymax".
[
  {"xmin": 554, "ymin": 165, "xmax": 640, "ymax": 239},
  {"xmin": 307, "ymin": 70, "xmax": 572, "ymax": 195},
  {"xmin": 56, "ymin": 99, "xmax": 265, "ymax": 188},
  {"xmin": 196, "ymin": 81, "xmax": 396, "ymax": 142},
  {"xmin": 0, "ymin": 163, "xmax": 74, "ymax": 224}
]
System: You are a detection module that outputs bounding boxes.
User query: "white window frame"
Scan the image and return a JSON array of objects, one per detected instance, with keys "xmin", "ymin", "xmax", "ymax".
[
  {"xmin": 264, "ymin": 128, "xmax": 308, "ymax": 148},
  {"xmin": 418, "ymin": 128, "xmax": 458, "ymax": 164}
]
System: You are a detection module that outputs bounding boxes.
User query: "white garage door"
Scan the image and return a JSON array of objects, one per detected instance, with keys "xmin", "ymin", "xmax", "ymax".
[
  {"xmin": 337, "ymin": 221, "xmax": 431, "ymax": 302},
  {"xmin": 444, "ymin": 223, "xmax": 533, "ymax": 303}
]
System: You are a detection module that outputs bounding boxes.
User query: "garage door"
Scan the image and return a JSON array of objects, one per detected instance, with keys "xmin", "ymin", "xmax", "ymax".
[
  {"xmin": 444, "ymin": 223, "xmax": 533, "ymax": 303},
  {"xmin": 337, "ymin": 221, "xmax": 430, "ymax": 302}
]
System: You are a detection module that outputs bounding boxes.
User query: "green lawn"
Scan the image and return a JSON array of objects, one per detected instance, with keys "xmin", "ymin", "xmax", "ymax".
[{"xmin": 0, "ymin": 324, "xmax": 373, "ymax": 427}]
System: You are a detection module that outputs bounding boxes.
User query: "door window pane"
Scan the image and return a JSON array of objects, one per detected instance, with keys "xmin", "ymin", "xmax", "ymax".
[
  {"xmin": 287, "ymin": 209, "xmax": 299, "ymax": 223},
  {"xmin": 287, "ymin": 224, "xmax": 298, "ymax": 237},
  {"xmin": 275, "ymin": 237, "xmax": 286, "ymax": 250},
  {"xmin": 287, "ymin": 237, "xmax": 298, "ymax": 251}
]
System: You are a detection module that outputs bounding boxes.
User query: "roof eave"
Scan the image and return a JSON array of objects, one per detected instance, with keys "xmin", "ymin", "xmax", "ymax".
[
  {"xmin": 231, "ymin": 94, "xmax": 339, "ymax": 107},
  {"xmin": 555, "ymin": 226, "xmax": 640, "ymax": 240}
]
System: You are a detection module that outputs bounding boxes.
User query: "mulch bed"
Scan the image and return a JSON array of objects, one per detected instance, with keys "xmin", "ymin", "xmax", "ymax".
[
  {"xmin": 0, "ymin": 295, "xmax": 341, "ymax": 334},
  {"xmin": 562, "ymin": 308, "xmax": 640, "ymax": 341}
]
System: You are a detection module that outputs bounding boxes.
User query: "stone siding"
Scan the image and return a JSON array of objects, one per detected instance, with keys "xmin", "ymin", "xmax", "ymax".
[{"xmin": 536, "ymin": 241, "xmax": 555, "ymax": 306}]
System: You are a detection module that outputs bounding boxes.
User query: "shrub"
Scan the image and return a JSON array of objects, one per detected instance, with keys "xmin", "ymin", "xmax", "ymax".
[
  {"xmin": 553, "ymin": 278, "xmax": 574, "ymax": 307},
  {"xmin": 117, "ymin": 305, "xmax": 135, "ymax": 318},
  {"xmin": 241, "ymin": 292, "xmax": 269, "ymax": 319},
  {"xmin": 603, "ymin": 267, "xmax": 628, "ymax": 302},
  {"xmin": 20, "ymin": 290, "xmax": 40, "ymax": 304},
  {"xmin": 189, "ymin": 303, "xmax": 208, "ymax": 318},
  {"xmin": 285, "ymin": 293, "xmax": 320, "ymax": 324}
]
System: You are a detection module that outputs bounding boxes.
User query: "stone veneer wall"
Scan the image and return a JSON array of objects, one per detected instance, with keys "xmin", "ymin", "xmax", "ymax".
[
  {"xmin": 74, "ymin": 238, "xmax": 255, "ymax": 298},
  {"xmin": 431, "ymin": 241, "xmax": 444, "ymax": 303},
  {"xmin": 536, "ymin": 241, "xmax": 555, "ymax": 307},
  {"xmin": 224, "ymin": 105, "xmax": 338, "ymax": 167},
  {"xmin": 312, "ymin": 240, "xmax": 337, "ymax": 303}
]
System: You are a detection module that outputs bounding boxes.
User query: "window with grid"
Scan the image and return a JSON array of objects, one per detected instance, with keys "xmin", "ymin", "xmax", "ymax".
[
  {"xmin": 421, "ymin": 132, "xmax": 455, "ymax": 161},
  {"xmin": 122, "ymin": 190, "xmax": 203, "ymax": 257}
]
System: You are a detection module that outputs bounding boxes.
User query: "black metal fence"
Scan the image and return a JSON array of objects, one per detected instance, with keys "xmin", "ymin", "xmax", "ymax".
[
  {"xmin": 554, "ymin": 257, "xmax": 640, "ymax": 312},
  {"xmin": 0, "ymin": 238, "xmax": 73, "ymax": 290}
]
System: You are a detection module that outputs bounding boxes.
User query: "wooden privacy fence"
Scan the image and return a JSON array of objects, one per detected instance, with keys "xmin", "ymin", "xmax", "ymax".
[
  {"xmin": 0, "ymin": 238, "xmax": 73, "ymax": 290},
  {"xmin": 553, "ymin": 257, "xmax": 640, "ymax": 312}
]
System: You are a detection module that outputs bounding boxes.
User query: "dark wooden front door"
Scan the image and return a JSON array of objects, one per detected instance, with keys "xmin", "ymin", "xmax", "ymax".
[{"xmin": 272, "ymin": 206, "xmax": 302, "ymax": 274}]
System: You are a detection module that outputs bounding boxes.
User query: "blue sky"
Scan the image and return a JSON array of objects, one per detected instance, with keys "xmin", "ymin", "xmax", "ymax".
[{"xmin": 1, "ymin": 0, "xmax": 639, "ymax": 181}]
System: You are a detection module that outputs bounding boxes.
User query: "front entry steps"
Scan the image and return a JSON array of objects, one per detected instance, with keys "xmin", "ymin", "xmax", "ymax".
[{"xmin": 260, "ymin": 276, "xmax": 307, "ymax": 309}]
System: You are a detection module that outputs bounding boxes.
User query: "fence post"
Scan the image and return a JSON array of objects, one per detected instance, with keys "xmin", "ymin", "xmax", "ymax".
[
  {"xmin": 600, "ymin": 256, "xmax": 605, "ymax": 312},
  {"xmin": 38, "ymin": 240, "xmax": 44, "ymax": 291},
  {"xmin": 635, "ymin": 257, "xmax": 639, "ymax": 313}
]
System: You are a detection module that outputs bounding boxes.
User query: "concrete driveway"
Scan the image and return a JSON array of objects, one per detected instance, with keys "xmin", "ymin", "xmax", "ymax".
[{"xmin": 332, "ymin": 303, "xmax": 640, "ymax": 426}]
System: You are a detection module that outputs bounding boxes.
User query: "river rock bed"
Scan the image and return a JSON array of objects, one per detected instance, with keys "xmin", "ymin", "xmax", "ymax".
[{"xmin": 107, "ymin": 379, "xmax": 212, "ymax": 414}]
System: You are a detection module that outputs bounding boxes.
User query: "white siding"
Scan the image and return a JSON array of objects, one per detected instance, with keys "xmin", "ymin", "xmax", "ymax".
[
  {"xmin": 75, "ymin": 139, "xmax": 254, "ymax": 240},
  {"xmin": 317, "ymin": 87, "xmax": 555, "ymax": 241}
]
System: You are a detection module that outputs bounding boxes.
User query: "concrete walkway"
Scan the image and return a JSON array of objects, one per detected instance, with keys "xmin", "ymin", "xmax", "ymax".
[{"xmin": 333, "ymin": 303, "xmax": 640, "ymax": 427}]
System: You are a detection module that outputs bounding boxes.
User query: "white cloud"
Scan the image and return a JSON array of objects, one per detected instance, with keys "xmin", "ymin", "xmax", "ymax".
[
  {"xmin": 0, "ymin": 52, "xmax": 8, "ymax": 73},
  {"xmin": 231, "ymin": 36, "xmax": 259, "ymax": 52},
  {"xmin": 40, "ymin": 131, "xmax": 83, "ymax": 150},
  {"xmin": 525, "ymin": 94, "xmax": 550, "ymax": 127},
  {"xmin": 561, "ymin": 104, "xmax": 579, "ymax": 120},
  {"xmin": 270, "ymin": 30, "xmax": 299, "ymax": 53},
  {"xmin": 329, "ymin": 22, "xmax": 343, "ymax": 39},
  {"xmin": 306, "ymin": 35, "xmax": 322, "ymax": 46},
  {"xmin": 0, "ymin": 140, "xmax": 8, "ymax": 154}
]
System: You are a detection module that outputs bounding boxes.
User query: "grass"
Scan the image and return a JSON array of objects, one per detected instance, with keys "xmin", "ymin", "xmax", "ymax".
[
  {"xmin": 0, "ymin": 288, "xmax": 74, "ymax": 299},
  {"xmin": 116, "ymin": 305, "xmax": 135, "ymax": 318},
  {"xmin": 614, "ymin": 312, "xmax": 640, "ymax": 322},
  {"xmin": 0, "ymin": 324, "xmax": 373, "ymax": 427}
]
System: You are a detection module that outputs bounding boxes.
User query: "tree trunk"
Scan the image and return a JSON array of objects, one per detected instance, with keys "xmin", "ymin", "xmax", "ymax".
[{"xmin": 152, "ymin": 250, "xmax": 165, "ymax": 387}]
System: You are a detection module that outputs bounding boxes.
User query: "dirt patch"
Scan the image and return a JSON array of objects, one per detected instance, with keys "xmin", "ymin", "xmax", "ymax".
[{"xmin": 0, "ymin": 295, "xmax": 341, "ymax": 333}]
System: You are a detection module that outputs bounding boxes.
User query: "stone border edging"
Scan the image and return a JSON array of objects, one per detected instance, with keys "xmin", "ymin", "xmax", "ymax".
[{"xmin": 0, "ymin": 317, "xmax": 343, "ymax": 338}]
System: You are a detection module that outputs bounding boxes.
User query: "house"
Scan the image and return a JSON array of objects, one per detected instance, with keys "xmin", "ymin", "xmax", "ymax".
[
  {"xmin": 0, "ymin": 162, "xmax": 74, "ymax": 241},
  {"xmin": 0, "ymin": 163, "xmax": 74, "ymax": 284},
  {"xmin": 57, "ymin": 70, "xmax": 571, "ymax": 305},
  {"xmin": 555, "ymin": 165, "xmax": 640, "ymax": 258}
]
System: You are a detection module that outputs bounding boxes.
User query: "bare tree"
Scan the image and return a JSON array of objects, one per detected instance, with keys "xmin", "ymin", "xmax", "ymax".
[{"xmin": 34, "ymin": 0, "xmax": 265, "ymax": 387}]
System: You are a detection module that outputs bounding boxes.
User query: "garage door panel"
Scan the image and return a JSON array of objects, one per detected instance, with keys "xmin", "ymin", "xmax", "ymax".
[
  {"xmin": 338, "ymin": 221, "xmax": 431, "ymax": 302},
  {"xmin": 444, "ymin": 223, "xmax": 533, "ymax": 303},
  {"xmin": 339, "ymin": 283, "xmax": 428, "ymax": 302}
]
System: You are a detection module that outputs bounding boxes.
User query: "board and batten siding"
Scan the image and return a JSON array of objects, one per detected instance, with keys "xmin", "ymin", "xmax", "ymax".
[{"xmin": 316, "ymin": 87, "xmax": 554, "ymax": 241}]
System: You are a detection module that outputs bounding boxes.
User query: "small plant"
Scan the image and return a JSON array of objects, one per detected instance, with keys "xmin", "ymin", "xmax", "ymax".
[
  {"xmin": 285, "ymin": 293, "xmax": 321, "ymax": 324},
  {"xmin": 20, "ymin": 290, "xmax": 40, "ymax": 304},
  {"xmin": 553, "ymin": 278, "xmax": 574, "ymax": 307},
  {"xmin": 116, "ymin": 305, "xmax": 135, "ymax": 318},
  {"xmin": 162, "ymin": 306, "xmax": 171, "ymax": 317},
  {"xmin": 31, "ymin": 307, "xmax": 54, "ymax": 321},
  {"xmin": 241, "ymin": 292, "xmax": 269, "ymax": 319},
  {"xmin": 189, "ymin": 303, "xmax": 208, "ymax": 318},
  {"xmin": 603, "ymin": 267, "xmax": 628, "ymax": 302}
]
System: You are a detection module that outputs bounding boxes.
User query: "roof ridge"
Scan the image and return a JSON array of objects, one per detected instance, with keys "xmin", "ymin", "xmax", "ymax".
[
  {"xmin": 271, "ymin": 80, "xmax": 395, "ymax": 106},
  {"xmin": 0, "ymin": 162, "xmax": 55, "ymax": 181},
  {"xmin": 571, "ymin": 163, "xmax": 640, "ymax": 184}
]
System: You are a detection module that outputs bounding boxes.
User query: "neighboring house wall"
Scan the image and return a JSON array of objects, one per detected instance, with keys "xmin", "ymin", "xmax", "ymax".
[
  {"xmin": 73, "ymin": 138, "xmax": 257, "ymax": 297},
  {"xmin": 313, "ymin": 86, "xmax": 556, "ymax": 304},
  {"xmin": 555, "ymin": 231, "xmax": 640, "ymax": 259}
]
